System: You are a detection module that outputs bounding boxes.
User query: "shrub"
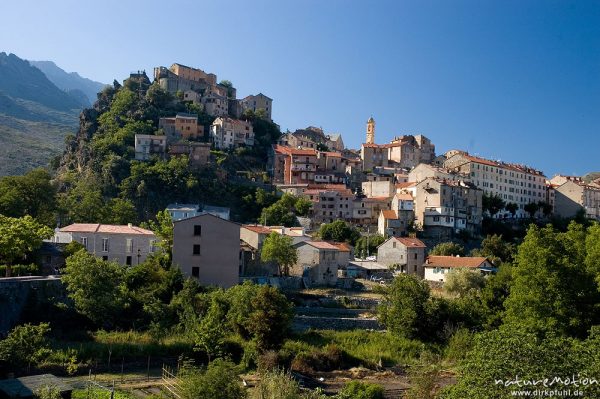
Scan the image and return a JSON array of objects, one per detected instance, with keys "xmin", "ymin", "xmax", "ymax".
[{"xmin": 337, "ymin": 381, "xmax": 384, "ymax": 399}]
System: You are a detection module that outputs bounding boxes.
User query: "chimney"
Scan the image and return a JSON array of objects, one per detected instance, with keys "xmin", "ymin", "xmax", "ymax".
[{"xmin": 128, "ymin": 223, "xmax": 132, "ymax": 228}]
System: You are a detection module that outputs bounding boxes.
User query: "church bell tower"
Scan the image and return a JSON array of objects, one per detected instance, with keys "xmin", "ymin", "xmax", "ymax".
[{"xmin": 366, "ymin": 117, "xmax": 375, "ymax": 144}]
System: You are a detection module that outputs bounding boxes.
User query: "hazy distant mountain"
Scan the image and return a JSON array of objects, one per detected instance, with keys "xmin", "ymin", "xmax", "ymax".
[
  {"xmin": 0, "ymin": 52, "xmax": 82, "ymax": 175},
  {"xmin": 30, "ymin": 60, "xmax": 107, "ymax": 106},
  {"xmin": 583, "ymin": 172, "xmax": 600, "ymax": 183}
]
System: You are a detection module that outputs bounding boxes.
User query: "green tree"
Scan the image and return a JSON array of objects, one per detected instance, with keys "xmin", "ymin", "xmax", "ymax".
[
  {"xmin": 261, "ymin": 232, "xmax": 297, "ymax": 276},
  {"xmin": 0, "ymin": 169, "xmax": 57, "ymax": 225},
  {"xmin": 470, "ymin": 234, "xmax": 516, "ymax": 264},
  {"xmin": 444, "ymin": 269, "xmax": 486, "ymax": 297},
  {"xmin": 179, "ymin": 359, "xmax": 247, "ymax": 399},
  {"xmin": 107, "ymin": 198, "xmax": 138, "ymax": 225},
  {"xmin": 538, "ymin": 201, "xmax": 553, "ymax": 217},
  {"xmin": 429, "ymin": 242, "xmax": 465, "ymax": 257},
  {"xmin": 523, "ymin": 201, "xmax": 539, "ymax": 218},
  {"xmin": 504, "ymin": 202, "xmax": 518, "ymax": 217},
  {"xmin": 317, "ymin": 220, "xmax": 361, "ymax": 244},
  {"xmin": 482, "ymin": 193, "xmax": 505, "ymax": 217},
  {"xmin": 60, "ymin": 179, "xmax": 106, "ymax": 223},
  {"xmin": 194, "ymin": 291, "xmax": 228, "ymax": 361},
  {"xmin": 294, "ymin": 197, "xmax": 312, "ymax": 216},
  {"xmin": 145, "ymin": 210, "xmax": 174, "ymax": 259},
  {"xmin": 378, "ymin": 274, "xmax": 430, "ymax": 339},
  {"xmin": 0, "ymin": 323, "xmax": 51, "ymax": 372},
  {"xmin": 354, "ymin": 234, "xmax": 385, "ymax": 258},
  {"xmin": 61, "ymin": 250, "xmax": 127, "ymax": 328},
  {"xmin": 260, "ymin": 193, "xmax": 304, "ymax": 227},
  {"xmin": 480, "ymin": 263, "xmax": 513, "ymax": 329},
  {"xmin": 0, "ymin": 215, "xmax": 53, "ymax": 277},
  {"xmin": 502, "ymin": 224, "xmax": 600, "ymax": 337},
  {"xmin": 246, "ymin": 285, "xmax": 294, "ymax": 351},
  {"xmin": 439, "ymin": 330, "xmax": 586, "ymax": 399}
]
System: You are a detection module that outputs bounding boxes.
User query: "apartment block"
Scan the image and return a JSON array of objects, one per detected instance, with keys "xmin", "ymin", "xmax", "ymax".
[
  {"xmin": 444, "ymin": 151, "xmax": 547, "ymax": 218},
  {"xmin": 303, "ymin": 187, "xmax": 354, "ymax": 224},
  {"xmin": 411, "ymin": 177, "xmax": 482, "ymax": 234},
  {"xmin": 269, "ymin": 145, "xmax": 318, "ymax": 185}
]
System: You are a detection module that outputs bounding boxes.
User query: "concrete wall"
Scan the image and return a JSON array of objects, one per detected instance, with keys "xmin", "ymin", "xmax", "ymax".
[{"xmin": 172, "ymin": 214, "xmax": 240, "ymax": 288}]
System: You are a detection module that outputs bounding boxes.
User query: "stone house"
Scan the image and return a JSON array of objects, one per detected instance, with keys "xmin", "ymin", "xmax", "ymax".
[
  {"xmin": 292, "ymin": 241, "xmax": 340, "ymax": 286},
  {"xmin": 134, "ymin": 134, "xmax": 167, "ymax": 161},
  {"xmin": 52, "ymin": 224, "xmax": 158, "ymax": 266},
  {"xmin": 377, "ymin": 237, "xmax": 426, "ymax": 277}
]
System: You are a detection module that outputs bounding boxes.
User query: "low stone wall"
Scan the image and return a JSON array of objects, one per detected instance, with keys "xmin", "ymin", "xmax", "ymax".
[
  {"xmin": 292, "ymin": 315, "xmax": 383, "ymax": 332},
  {"xmin": 0, "ymin": 276, "xmax": 65, "ymax": 336}
]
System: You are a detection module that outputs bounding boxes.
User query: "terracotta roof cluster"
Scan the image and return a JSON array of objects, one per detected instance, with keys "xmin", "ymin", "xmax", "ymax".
[
  {"xmin": 243, "ymin": 225, "xmax": 275, "ymax": 235},
  {"xmin": 273, "ymin": 145, "xmax": 317, "ymax": 156},
  {"xmin": 60, "ymin": 224, "xmax": 155, "ymax": 235},
  {"xmin": 424, "ymin": 256, "xmax": 489, "ymax": 268}
]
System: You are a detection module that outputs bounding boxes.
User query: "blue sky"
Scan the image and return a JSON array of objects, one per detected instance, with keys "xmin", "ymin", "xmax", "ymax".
[{"xmin": 2, "ymin": 0, "xmax": 599, "ymax": 176}]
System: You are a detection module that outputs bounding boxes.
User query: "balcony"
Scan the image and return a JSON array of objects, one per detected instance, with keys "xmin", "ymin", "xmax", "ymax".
[
  {"xmin": 291, "ymin": 164, "xmax": 317, "ymax": 172},
  {"xmin": 424, "ymin": 206, "xmax": 454, "ymax": 216}
]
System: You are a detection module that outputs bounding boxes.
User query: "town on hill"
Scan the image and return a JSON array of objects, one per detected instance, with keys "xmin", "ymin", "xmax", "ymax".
[{"xmin": 1, "ymin": 61, "xmax": 600, "ymax": 399}]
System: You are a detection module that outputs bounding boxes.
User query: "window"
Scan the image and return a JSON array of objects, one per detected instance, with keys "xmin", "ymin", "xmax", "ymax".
[
  {"xmin": 414, "ymin": 253, "xmax": 418, "ymax": 259},
  {"xmin": 392, "ymin": 242, "xmax": 396, "ymax": 248},
  {"xmin": 192, "ymin": 267, "xmax": 200, "ymax": 278},
  {"xmin": 126, "ymin": 238, "xmax": 133, "ymax": 253},
  {"xmin": 102, "ymin": 256, "xmax": 108, "ymax": 261},
  {"xmin": 102, "ymin": 238, "xmax": 109, "ymax": 252},
  {"xmin": 194, "ymin": 225, "xmax": 202, "ymax": 236},
  {"xmin": 126, "ymin": 256, "xmax": 132, "ymax": 266},
  {"xmin": 193, "ymin": 244, "xmax": 201, "ymax": 255},
  {"xmin": 80, "ymin": 237, "xmax": 88, "ymax": 249},
  {"xmin": 150, "ymin": 240, "xmax": 157, "ymax": 253}
]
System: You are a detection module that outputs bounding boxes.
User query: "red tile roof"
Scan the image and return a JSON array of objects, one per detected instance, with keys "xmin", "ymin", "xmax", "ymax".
[
  {"xmin": 304, "ymin": 241, "xmax": 340, "ymax": 250},
  {"xmin": 381, "ymin": 210, "xmax": 398, "ymax": 219},
  {"xmin": 395, "ymin": 193, "xmax": 413, "ymax": 201},
  {"xmin": 327, "ymin": 242, "xmax": 352, "ymax": 252},
  {"xmin": 273, "ymin": 145, "xmax": 317, "ymax": 156},
  {"xmin": 59, "ymin": 224, "xmax": 155, "ymax": 235},
  {"xmin": 321, "ymin": 151, "xmax": 343, "ymax": 157},
  {"xmin": 395, "ymin": 182, "xmax": 416, "ymax": 189},
  {"xmin": 424, "ymin": 256, "xmax": 489, "ymax": 268},
  {"xmin": 393, "ymin": 237, "xmax": 426, "ymax": 247},
  {"xmin": 242, "ymin": 225, "xmax": 273, "ymax": 235}
]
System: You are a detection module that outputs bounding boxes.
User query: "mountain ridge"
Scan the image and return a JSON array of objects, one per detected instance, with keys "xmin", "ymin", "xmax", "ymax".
[{"xmin": 29, "ymin": 60, "xmax": 107, "ymax": 106}]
